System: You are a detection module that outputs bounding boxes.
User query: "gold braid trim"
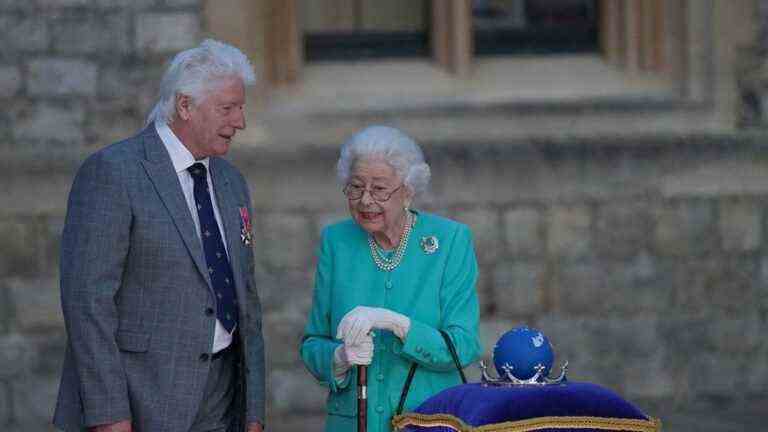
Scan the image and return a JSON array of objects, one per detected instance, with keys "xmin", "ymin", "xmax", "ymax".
[
  {"xmin": 392, "ymin": 413, "xmax": 467, "ymax": 431},
  {"xmin": 392, "ymin": 413, "xmax": 662, "ymax": 432}
]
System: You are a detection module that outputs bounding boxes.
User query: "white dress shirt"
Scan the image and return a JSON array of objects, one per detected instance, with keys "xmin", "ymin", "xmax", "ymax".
[{"xmin": 156, "ymin": 122, "xmax": 234, "ymax": 353}]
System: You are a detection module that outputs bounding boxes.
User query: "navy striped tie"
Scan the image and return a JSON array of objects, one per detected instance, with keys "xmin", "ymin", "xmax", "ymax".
[{"xmin": 188, "ymin": 163, "xmax": 238, "ymax": 332}]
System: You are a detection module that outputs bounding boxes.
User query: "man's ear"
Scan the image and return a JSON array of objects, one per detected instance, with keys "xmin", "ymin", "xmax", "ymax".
[{"xmin": 176, "ymin": 94, "xmax": 193, "ymax": 121}]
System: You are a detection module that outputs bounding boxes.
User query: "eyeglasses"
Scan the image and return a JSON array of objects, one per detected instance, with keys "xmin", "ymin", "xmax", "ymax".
[{"xmin": 343, "ymin": 183, "xmax": 403, "ymax": 202}]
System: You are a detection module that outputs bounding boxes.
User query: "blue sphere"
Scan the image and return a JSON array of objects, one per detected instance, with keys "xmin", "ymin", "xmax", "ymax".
[{"xmin": 493, "ymin": 326, "xmax": 554, "ymax": 380}]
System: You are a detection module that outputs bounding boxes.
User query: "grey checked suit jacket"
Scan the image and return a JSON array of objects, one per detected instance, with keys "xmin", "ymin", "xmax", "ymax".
[{"xmin": 53, "ymin": 126, "xmax": 265, "ymax": 432}]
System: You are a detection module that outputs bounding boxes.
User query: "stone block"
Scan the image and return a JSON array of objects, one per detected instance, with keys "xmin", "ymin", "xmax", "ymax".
[
  {"xmin": 536, "ymin": 315, "xmax": 660, "ymax": 388},
  {"xmin": 654, "ymin": 200, "xmax": 717, "ymax": 257},
  {"xmin": 269, "ymin": 414, "xmax": 325, "ymax": 432},
  {"xmin": 475, "ymin": 267, "xmax": 495, "ymax": 316},
  {"xmin": 0, "ymin": 218, "xmax": 39, "ymax": 277},
  {"xmin": 28, "ymin": 58, "xmax": 98, "ymax": 97},
  {"xmin": 263, "ymin": 312, "xmax": 306, "ymax": 368},
  {"xmin": 622, "ymin": 350, "xmax": 675, "ymax": 400},
  {"xmin": 40, "ymin": 216, "xmax": 63, "ymax": 274},
  {"xmin": 550, "ymin": 262, "xmax": 605, "ymax": 314},
  {"xmin": 51, "ymin": 11, "xmax": 131, "ymax": 56},
  {"xmin": 719, "ymin": 199, "xmax": 762, "ymax": 252},
  {"xmin": 0, "ymin": 381, "xmax": 8, "ymax": 430},
  {"xmin": 314, "ymin": 210, "xmax": 348, "ymax": 236},
  {"xmin": 478, "ymin": 317, "xmax": 514, "ymax": 359},
  {"xmin": 164, "ymin": 0, "xmax": 200, "ymax": 6},
  {"xmin": 98, "ymin": 63, "xmax": 163, "ymax": 104},
  {"xmin": 704, "ymin": 313, "xmax": 763, "ymax": 353},
  {"xmin": 93, "ymin": 0, "xmax": 156, "ymax": 9},
  {"xmin": 0, "ymin": 14, "xmax": 48, "ymax": 54},
  {"xmin": 256, "ymin": 212, "xmax": 314, "ymax": 269},
  {"xmin": 594, "ymin": 201, "xmax": 652, "ymax": 258},
  {"xmin": 546, "ymin": 204, "xmax": 591, "ymax": 259},
  {"xmin": 428, "ymin": 151, "xmax": 500, "ymax": 205},
  {"xmin": 599, "ymin": 254, "xmax": 671, "ymax": 314},
  {"xmin": 688, "ymin": 353, "xmax": 745, "ymax": 397},
  {"xmin": 10, "ymin": 374, "xmax": 60, "ymax": 431},
  {"xmin": 663, "ymin": 258, "xmax": 757, "ymax": 315},
  {"xmin": 452, "ymin": 208, "xmax": 500, "ymax": 263},
  {"xmin": 135, "ymin": 12, "xmax": 199, "ymax": 54},
  {"xmin": 503, "ymin": 207, "xmax": 543, "ymax": 257},
  {"xmin": 745, "ymin": 346, "xmax": 768, "ymax": 396},
  {"xmin": 492, "ymin": 261, "xmax": 544, "ymax": 317},
  {"xmin": 255, "ymin": 268, "xmax": 314, "ymax": 315},
  {"xmin": 85, "ymin": 103, "xmax": 143, "ymax": 149},
  {"xmin": 242, "ymin": 155, "xmax": 343, "ymax": 212},
  {"xmin": 0, "ymin": 172, "xmax": 73, "ymax": 216},
  {"xmin": 7, "ymin": 277, "xmax": 62, "ymax": 332},
  {"xmin": 760, "ymin": 256, "xmax": 768, "ymax": 311},
  {"xmin": 0, "ymin": 65, "xmax": 21, "ymax": 98},
  {"xmin": 268, "ymin": 368, "xmax": 326, "ymax": 413},
  {"xmin": 37, "ymin": 0, "xmax": 89, "ymax": 6},
  {"xmin": 12, "ymin": 101, "xmax": 84, "ymax": 143},
  {"xmin": 0, "ymin": 334, "xmax": 30, "ymax": 380}
]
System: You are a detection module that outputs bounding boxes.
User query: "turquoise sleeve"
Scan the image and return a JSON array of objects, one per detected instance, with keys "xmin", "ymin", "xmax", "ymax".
[
  {"xmin": 299, "ymin": 229, "xmax": 350, "ymax": 392},
  {"xmin": 399, "ymin": 224, "xmax": 482, "ymax": 370}
]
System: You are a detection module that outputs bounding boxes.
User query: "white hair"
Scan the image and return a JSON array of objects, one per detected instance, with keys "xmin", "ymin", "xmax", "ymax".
[
  {"xmin": 145, "ymin": 39, "xmax": 256, "ymax": 125},
  {"xmin": 337, "ymin": 125, "xmax": 431, "ymax": 196}
]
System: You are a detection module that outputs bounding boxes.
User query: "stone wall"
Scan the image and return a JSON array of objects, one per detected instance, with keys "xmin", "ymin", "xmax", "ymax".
[
  {"xmin": 242, "ymin": 137, "xmax": 768, "ymax": 430},
  {"xmin": 1, "ymin": 0, "xmax": 201, "ymax": 160},
  {"xmin": 2, "ymin": 1, "xmax": 768, "ymax": 431}
]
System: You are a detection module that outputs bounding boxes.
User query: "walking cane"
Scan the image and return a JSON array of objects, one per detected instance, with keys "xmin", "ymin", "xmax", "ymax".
[{"xmin": 358, "ymin": 365, "xmax": 367, "ymax": 432}]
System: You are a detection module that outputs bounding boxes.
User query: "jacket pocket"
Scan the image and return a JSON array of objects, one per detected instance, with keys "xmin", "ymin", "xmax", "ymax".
[
  {"xmin": 326, "ymin": 386, "xmax": 356, "ymax": 417},
  {"xmin": 115, "ymin": 330, "xmax": 151, "ymax": 353}
]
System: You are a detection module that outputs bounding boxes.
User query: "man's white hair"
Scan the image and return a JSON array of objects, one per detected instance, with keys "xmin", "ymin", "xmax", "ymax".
[{"xmin": 146, "ymin": 39, "xmax": 256, "ymax": 125}]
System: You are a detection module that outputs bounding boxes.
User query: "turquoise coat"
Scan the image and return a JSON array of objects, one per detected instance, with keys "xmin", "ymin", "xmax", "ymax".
[{"xmin": 300, "ymin": 211, "xmax": 482, "ymax": 432}]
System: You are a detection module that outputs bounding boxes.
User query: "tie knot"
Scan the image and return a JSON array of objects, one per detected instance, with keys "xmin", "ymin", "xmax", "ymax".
[{"xmin": 187, "ymin": 163, "xmax": 207, "ymax": 179}]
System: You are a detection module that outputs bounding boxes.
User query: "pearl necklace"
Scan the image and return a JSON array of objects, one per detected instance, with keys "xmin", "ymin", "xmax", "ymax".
[{"xmin": 368, "ymin": 212, "xmax": 415, "ymax": 272}]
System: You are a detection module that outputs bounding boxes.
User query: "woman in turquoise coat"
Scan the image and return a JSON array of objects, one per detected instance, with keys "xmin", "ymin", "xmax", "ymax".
[{"xmin": 300, "ymin": 125, "xmax": 482, "ymax": 432}]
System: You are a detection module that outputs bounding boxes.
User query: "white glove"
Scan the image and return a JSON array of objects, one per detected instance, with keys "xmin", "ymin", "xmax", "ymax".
[
  {"xmin": 336, "ymin": 306, "xmax": 411, "ymax": 345},
  {"xmin": 333, "ymin": 335, "xmax": 374, "ymax": 380}
]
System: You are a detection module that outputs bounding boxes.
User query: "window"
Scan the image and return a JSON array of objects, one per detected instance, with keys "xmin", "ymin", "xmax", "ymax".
[
  {"xmin": 473, "ymin": 0, "xmax": 599, "ymax": 56},
  {"xmin": 300, "ymin": 0, "xmax": 430, "ymax": 61}
]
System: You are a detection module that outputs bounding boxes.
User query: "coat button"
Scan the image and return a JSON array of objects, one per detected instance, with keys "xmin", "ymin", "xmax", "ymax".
[
  {"xmin": 415, "ymin": 346, "xmax": 422, "ymax": 353},
  {"xmin": 376, "ymin": 405, "xmax": 384, "ymax": 413},
  {"xmin": 377, "ymin": 373, "xmax": 384, "ymax": 381},
  {"xmin": 205, "ymin": 307, "xmax": 214, "ymax": 316},
  {"xmin": 199, "ymin": 353, "xmax": 210, "ymax": 362},
  {"xmin": 385, "ymin": 281, "xmax": 393, "ymax": 290}
]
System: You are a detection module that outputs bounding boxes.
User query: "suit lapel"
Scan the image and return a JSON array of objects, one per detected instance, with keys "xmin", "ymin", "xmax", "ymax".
[
  {"xmin": 139, "ymin": 127, "xmax": 212, "ymax": 290},
  {"xmin": 210, "ymin": 158, "xmax": 248, "ymax": 318}
]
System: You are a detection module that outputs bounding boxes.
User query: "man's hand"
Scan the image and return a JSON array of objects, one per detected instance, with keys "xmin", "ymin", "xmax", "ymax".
[
  {"xmin": 90, "ymin": 420, "xmax": 132, "ymax": 432},
  {"xmin": 247, "ymin": 421, "xmax": 264, "ymax": 432}
]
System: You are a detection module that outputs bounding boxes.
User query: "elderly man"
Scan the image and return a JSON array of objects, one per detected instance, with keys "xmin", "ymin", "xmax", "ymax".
[{"xmin": 53, "ymin": 39, "xmax": 265, "ymax": 432}]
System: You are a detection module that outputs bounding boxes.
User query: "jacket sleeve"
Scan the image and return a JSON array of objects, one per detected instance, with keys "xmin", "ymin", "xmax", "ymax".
[
  {"xmin": 299, "ymin": 229, "xmax": 351, "ymax": 392},
  {"xmin": 399, "ymin": 224, "xmax": 482, "ymax": 371},
  {"xmin": 59, "ymin": 154, "xmax": 132, "ymax": 426},
  {"xmin": 242, "ymin": 180, "xmax": 266, "ymax": 426}
]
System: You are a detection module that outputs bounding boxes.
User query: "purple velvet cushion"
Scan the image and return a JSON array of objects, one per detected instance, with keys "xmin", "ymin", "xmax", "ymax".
[{"xmin": 393, "ymin": 382, "xmax": 660, "ymax": 432}]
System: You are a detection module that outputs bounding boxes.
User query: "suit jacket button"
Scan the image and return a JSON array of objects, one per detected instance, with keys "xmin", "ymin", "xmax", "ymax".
[
  {"xmin": 205, "ymin": 308, "xmax": 214, "ymax": 316},
  {"xmin": 199, "ymin": 353, "xmax": 210, "ymax": 362}
]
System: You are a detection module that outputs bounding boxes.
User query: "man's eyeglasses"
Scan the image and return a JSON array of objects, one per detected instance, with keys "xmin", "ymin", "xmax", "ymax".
[{"xmin": 343, "ymin": 183, "xmax": 403, "ymax": 202}]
